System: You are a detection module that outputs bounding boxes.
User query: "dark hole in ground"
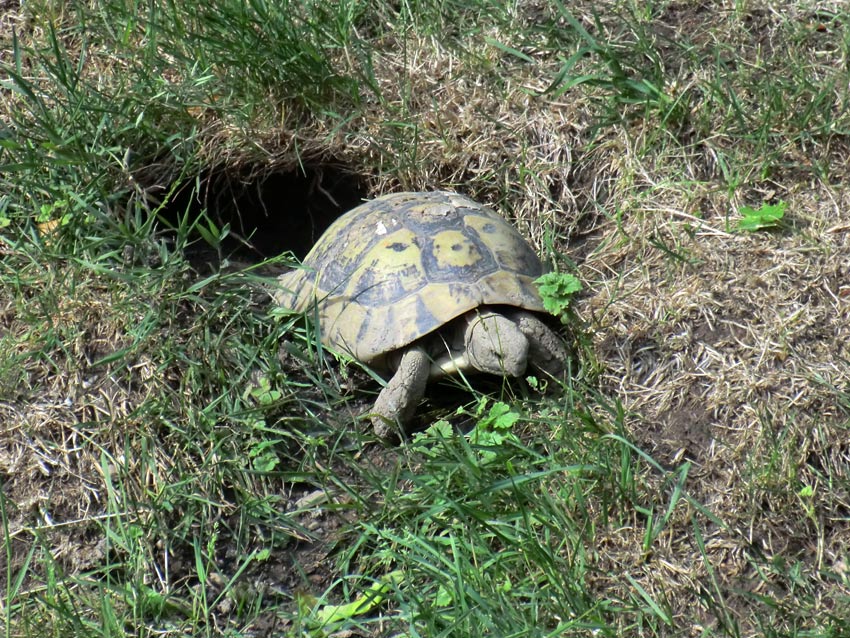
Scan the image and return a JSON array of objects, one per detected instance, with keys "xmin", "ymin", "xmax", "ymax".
[{"xmin": 157, "ymin": 163, "xmax": 369, "ymax": 266}]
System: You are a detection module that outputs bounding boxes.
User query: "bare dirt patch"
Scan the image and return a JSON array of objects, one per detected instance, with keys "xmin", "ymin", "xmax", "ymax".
[{"xmin": 588, "ymin": 190, "xmax": 850, "ymax": 467}]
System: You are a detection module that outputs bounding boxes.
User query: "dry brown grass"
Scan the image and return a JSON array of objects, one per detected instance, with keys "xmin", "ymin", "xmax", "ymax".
[
  {"xmin": 3, "ymin": 0, "xmax": 850, "ymax": 634},
  {"xmin": 583, "ymin": 171, "xmax": 850, "ymax": 629},
  {"xmin": 266, "ymin": 3, "xmax": 850, "ymax": 629}
]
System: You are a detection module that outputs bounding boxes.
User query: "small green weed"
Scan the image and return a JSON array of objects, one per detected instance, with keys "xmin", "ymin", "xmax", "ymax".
[
  {"xmin": 735, "ymin": 200, "xmax": 787, "ymax": 232},
  {"xmin": 417, "ymin": 398, "xmax": 523, "ymax": 465},
  {"xmin": 536, "ymin": 271, "xmax": 583, "ymax": 319}
]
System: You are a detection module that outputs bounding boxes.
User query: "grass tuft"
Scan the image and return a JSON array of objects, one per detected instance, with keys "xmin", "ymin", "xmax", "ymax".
[{"xmin": 2, "ymin": 0, "xmax": 850, "ymax": 636}]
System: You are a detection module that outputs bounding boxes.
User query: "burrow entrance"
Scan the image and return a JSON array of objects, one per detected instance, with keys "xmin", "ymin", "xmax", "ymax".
[{"xmin": 156, "ymin": 162, "xmax": 370, "ymax": 265}]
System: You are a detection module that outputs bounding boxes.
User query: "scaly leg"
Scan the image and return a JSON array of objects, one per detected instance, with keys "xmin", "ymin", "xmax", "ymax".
[{"xmin": 371, "ymin": 346, "xmax": 431, "ymax": 439}]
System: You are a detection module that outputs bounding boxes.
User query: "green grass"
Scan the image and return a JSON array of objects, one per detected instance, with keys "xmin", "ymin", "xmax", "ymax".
[{"xmin": 3, "ymin": 0, "xmax": 850, "ymax": 636}]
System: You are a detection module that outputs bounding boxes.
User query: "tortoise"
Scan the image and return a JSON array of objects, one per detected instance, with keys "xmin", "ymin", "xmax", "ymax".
[{"xmin": 275, "ymin": 191, "xmax": 569, "ymax": 438}]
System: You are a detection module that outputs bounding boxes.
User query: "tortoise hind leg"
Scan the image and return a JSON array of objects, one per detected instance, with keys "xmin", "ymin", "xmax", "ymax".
[{"xmin": 371, "ymin": 346, "xmax": 431, "ymax": 439}]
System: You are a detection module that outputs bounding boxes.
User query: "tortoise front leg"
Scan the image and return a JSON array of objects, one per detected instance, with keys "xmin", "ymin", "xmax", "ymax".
[
  {"xmin": 371, "ymin": 346, "xmax": 431, "ymax": 439},
  {"xmin": 505, "ymin": 310, "xmax": 570, "ymax": 378}
]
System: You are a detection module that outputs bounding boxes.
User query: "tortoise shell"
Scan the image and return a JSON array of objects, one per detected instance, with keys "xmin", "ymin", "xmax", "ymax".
[{"xmin": 276, "ymin": 191, "xmax": 546, "ymax": 365}]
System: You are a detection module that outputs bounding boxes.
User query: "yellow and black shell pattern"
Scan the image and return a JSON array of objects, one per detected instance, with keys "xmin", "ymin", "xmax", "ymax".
[{"xmin": 276, "ymin": 191, "xmax": 547, "ymax": 366}]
